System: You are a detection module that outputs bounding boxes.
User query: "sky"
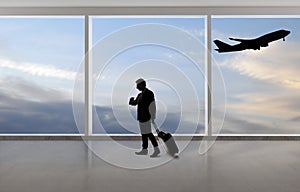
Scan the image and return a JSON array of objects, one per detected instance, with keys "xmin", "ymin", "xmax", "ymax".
[{"xmin": 0, "ymin": 16, "xmax": 299, "ymax": 134}]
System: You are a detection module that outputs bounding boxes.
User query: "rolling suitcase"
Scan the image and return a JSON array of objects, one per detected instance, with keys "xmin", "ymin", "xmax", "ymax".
[{"xmin": 152, "ymin": 122, "xmax": 179, "ymax": 157}]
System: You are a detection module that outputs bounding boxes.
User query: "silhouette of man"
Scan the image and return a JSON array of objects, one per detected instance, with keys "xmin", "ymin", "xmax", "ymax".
[{"xmin": 129, "ymin": 78, "xmax": 160, "ymax": 158}]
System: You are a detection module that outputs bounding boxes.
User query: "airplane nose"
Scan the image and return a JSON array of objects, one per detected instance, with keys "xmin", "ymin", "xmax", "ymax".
[{"xmin": 285, "ymin": 30, "xmax": 291, "ymax": 35}]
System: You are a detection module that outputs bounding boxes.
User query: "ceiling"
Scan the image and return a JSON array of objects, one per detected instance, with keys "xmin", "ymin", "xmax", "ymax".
[{"xmin": 0, "ymin": 0, "xmax": 297, "ymax": 7}]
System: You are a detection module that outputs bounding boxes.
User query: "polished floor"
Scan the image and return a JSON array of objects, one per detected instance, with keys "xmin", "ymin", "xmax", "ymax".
[{"xmin": 1, "ymin": 140, "xmax": 300, "ymax": 192}]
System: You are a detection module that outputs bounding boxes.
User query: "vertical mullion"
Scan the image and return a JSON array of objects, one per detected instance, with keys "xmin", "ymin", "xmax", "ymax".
[
  {"xmin": 206, "ymin": 15, "xmax": 212, "ymax": 136},
  {"xmin": 84, "ymin": 15, "xmax": 91, "ymax": 136}
]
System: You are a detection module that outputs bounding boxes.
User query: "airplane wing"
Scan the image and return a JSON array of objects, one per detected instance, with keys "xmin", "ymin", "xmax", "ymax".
[{"xmin": 229, "ymin": 37, "xmax": 252, "ymax": 42}]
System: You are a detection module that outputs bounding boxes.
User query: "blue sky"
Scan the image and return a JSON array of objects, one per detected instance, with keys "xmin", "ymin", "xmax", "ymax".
[
  {"xmin": 0, "ymin": 17, "xmax": 84, "ymax": 90},
  {"xmin": 0, "ymin": 17, "xmax": 84, "ymax": 66}
]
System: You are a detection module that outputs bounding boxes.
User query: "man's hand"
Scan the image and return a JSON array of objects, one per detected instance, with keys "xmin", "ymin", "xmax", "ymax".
[
  {"xmin": 151, "ymin": 118, "xmax": 155, "ymax": 124},
  {"xmin": 129, "ymin": 97, "xmax": 135, "ymax": 105}
]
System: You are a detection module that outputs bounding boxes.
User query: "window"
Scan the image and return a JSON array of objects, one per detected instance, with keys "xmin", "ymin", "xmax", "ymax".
[
  {"xmin": 90, "ymin": 16, "xmax": 206, "ymax": 134},
  {"xmin": 212, "ymin": 16, "xmax": 300, "ymax": 134},
  {"xmin": 1, "ymin": 8, "xmax": 299, "ymax": 137},
  {"xmin": 0, "ymin": 16, "xmax": 85, "ymax": 134}
]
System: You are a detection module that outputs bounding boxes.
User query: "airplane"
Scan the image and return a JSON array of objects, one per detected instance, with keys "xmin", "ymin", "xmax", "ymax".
[{"xmin": 214, "ymin": 29, "xmax": 291, "ymax": 53}]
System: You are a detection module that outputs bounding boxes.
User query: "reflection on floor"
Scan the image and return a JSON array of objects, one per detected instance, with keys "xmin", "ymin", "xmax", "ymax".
[{"xmin": 0, "ymin": 140, "xmax": 300, "ymax": 192}]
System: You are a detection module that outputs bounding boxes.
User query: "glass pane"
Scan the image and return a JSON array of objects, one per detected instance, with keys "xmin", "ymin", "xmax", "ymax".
[
  {"xmin": 212, "ymin": 16, "xmax": 300, "ymax": 134},
  {"xmin": 91, "ymin": 16, "xmax": 206, "ymax": 134},
  {"xmin": 0, "ymin": 16, "xmax": 85, "ymax": 134}
]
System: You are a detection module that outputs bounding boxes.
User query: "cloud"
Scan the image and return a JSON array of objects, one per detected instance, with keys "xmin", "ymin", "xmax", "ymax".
[
  {"xmin": 219, "ymin": 41, "xmax": 300, "ymax": 89},
  {"xmin": 0, "ymin": 77, "xmax": 72, "ymax": 102},
  {"xmin": 0, "ymin": 93, "xmax": 82, "ymax": 134},
  {"xmin": 94, "ymin": 105, "xmax": 204, "ymax": 134},
  {"xmin": 219, "ymin": 114, "xmax": 274, "ymax": 134},
  {"xmin": 212, "ymin": 105, "xmax": 300, "ymax": 134},
  {"xmin": 0, "ymin": 76, "xmax": 81, "ymax": 133},
  {"xmin": 0, "ymin": 78, "xmax": 132, "ymax": 134},
  {"xmin": 229, "ymin": 93, "xmax": 300, "ymax": 118},
  {"xmin": 183, "ymin": 28, "xmax": 205, "ymax": 38},
  {"xmin": 0, "ymin": 58, "xmax": 76, "ymax": 80},
  {"xmin": 0, "ymin": 76, "xmax": 204, "ymax": 134},
  {"xmin": 93, "ymin": 106, "xmax": 137, "ymax": 134},
  {"xmin": 219, "ymin": 91, "xmax": 300, "ymax": 133},
  {"xmin": 214, "ymin": 40, "xmax": 300, "ymax": 133},
  {"xmin": 290, "ymin": 116, "xmax": 300, "ymax": 122}
]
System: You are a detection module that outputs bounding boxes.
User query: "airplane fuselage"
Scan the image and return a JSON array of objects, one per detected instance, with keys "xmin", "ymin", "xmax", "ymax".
[{"xmin": 256, "ymin": 29, "xmax": 290, "ymax": 46}]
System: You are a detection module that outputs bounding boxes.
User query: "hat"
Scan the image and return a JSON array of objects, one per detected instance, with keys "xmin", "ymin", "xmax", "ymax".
[{"xmin": 136, "ymin": 78, "xmax": 146, "ymax": 84}]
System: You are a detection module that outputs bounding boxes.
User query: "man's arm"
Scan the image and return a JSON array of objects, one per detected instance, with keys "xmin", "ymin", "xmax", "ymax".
[
  {"xmin": 149, "ymin": 101, "xmax": 156, "ymax": 122},
  {"xmin": 148, "ymin": 92, "xmax": 156, "ymax": 121},
  {"xmin": 129, "ymin": 94, "xmax": 140, "ymax": 106}
]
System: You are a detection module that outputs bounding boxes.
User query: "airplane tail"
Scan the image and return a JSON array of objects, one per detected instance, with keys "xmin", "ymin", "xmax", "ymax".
[{"xmin": 213, "ymin": 40, "xmax": 232, "ymax": 52}]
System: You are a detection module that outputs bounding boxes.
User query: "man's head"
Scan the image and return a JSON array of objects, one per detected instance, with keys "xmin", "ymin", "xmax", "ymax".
[{"xmin": 136, "ymin": 78, "xmax": 146, "ymax": 91}]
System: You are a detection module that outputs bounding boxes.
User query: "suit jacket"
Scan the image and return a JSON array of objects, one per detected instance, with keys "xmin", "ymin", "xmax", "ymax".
[{"xmin": 129, "ymin": 88, "xmax": 156, "ymax": 122}]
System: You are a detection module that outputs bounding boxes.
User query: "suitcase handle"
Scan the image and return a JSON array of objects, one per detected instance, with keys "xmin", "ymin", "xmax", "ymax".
[{"xmin": 152, "ymin": 121, "xmax": 160, "ymax": 134}]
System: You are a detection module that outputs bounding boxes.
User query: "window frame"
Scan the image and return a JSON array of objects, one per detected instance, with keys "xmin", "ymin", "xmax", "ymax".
[{"xmin": 0, "ymin": 7, "xmax": 300, "ymax": 138}]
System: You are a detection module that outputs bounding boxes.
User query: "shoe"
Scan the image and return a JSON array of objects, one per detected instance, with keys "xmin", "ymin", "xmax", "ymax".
[
  {"xmin": 150, "ymin": 147, "xmax": 160, "ymax": 158},
  {"xmin": 135, "ymin": 149, "xmax": 148, "ymax": 155}
]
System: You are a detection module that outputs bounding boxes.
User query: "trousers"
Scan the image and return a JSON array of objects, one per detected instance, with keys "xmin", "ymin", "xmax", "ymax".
[
  {"xmin": 139, "ymin": 120, "xmax": 158, "ymax": 149},
  {"xmin": 142, "ymin": 133, "xmax": 158, "ymax": 149}
]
